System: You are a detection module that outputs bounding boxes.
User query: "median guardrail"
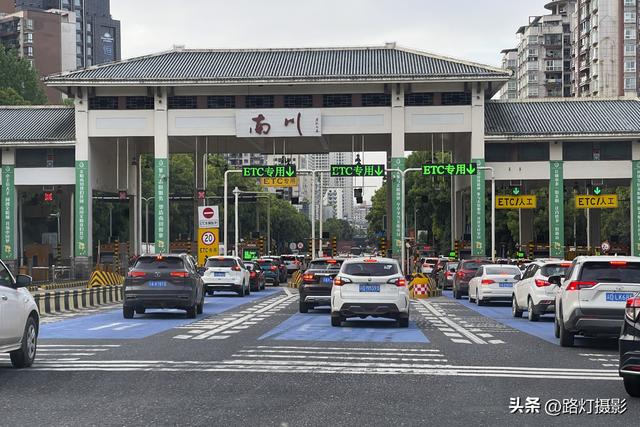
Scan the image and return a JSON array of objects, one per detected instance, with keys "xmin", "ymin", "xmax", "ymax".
[{"xmin": 33, "ymin": 285, "xmax": 123, "ymax": 316}]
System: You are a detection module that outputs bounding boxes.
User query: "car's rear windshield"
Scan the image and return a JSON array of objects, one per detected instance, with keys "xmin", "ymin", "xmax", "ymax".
[
  {"xmin": 205, "ymin": 258, "xmax": 237, "ymax": 268},
  {"xmin": 541, "ymin": 264, "xmax": 570, "ymax": 277},
  {"xmin": 135, "ymin": 256, "xmax": 184, "ymax": 270},
  {"xmin": 343, "ymin": 262, "xmax": 399, "ymax": 276},
  {"xmin": 462, "ymin": 261, "xmax": 491, "ymax": 270},
  {"xmin": 256, "ymin": 260, "xmax": 274, "ymax": 270},
  {"xmin": 309, "ymin": 260, "xmax": 343, "ymax": 270},
  {"xmin": 485, "ymin": 266, "xmax": 521, "ymax": 275},
  {"xmin": 579, "ymin": 261, "xmax": 640, "ymax": 283},
  {"xmin": 282, "ymin": 256, "xmax": 296, "ymax": 261},
  {"xmin": 447, "ymin": 262, "xmax": 459, "ymax": 270}
]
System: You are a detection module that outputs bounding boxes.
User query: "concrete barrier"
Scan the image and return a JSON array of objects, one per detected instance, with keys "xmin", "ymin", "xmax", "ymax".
[
  {"xmin": 88, "ymin": 270, "xmax": 124, "ymax": 288},
  {"xmin": 28, "ymin": 280, "xmax": 87, "ymax": 292},
  {"xmin": 409, "ymin": 274, "xmax": 441, "ymax": 299},
  {"xmin": 33, "ymin": 285, "xmax": 123, "ymax": 316}
]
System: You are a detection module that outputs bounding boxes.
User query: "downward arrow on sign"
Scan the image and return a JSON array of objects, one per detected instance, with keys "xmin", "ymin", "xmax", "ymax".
[
  {"xmin": 374, "ymin": 166, "xmax": 384, "ymax": 176},
  {"xmin": 285, "ymin": 166, "xmax": 295, "ymax": 177}
]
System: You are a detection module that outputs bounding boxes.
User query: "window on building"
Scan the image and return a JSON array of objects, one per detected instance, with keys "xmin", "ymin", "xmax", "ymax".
[
  {"xmin": 625, "ymin": 12, "xmax": 636, "ymax": 23},
  {"xmin": 245, "ymin": 95, "xmax": 274, "ymax": 108},
  {"xmin": 600, "ymin": 142, "xmax": 631, "ymax": 160},
  {"xmin": 62, "ymin": 0, "xmax": 70, "ymax": 8},
  {"xmin": 126, "ymin": 96, "xmax": 154, "ymax": 110},
  {"xmin": 74, "ymin": 0, "xmax": 81, "ymax": 7},
  {"xmin": 517, "ymin": 143, "xmax": 549, "ymax": 161},
  {"xmin": 625, "ymin": 77, "xmax": 636, "ymax": 90},
  {"xmin": 87, "ymin": 35, "xmax": 92, "ymax": 45},
  {"xmin": 16, "ymin": 148, "xmax": 75, "ymax": 168},
  {"xmin": 283, "ymin": 95, "xmax": 313, "ymax": 108},
  {"xmin": 405, "ymin": 93, "xmax": 434, "ymax": 106},
  {"xmin": 625, "ymin": 27, "xmax": 636, "ymax": 40},
  {"xmin": 86, "ymin": 23, "xmax": 92, "ymax": 33},
  {"xmin": 25, "ymin": 46, "xmax": 33, "ymax": 57},
  {"xmin": 167, "ymin": 96, "xmax": 197, "ymax": 109},
  {"xmin": 76, "ymin": 44, "xmax": 82, "ymax": 55},
  {"xmin": 86, "ymin": 58, "xmax": 91, "ymax": 66},
  {"xmin": 88, "ymin": 96, "xmax": 118, "ymax": 110},
  {"xmin": 87, "ymin": 47, "xmax": 92, "ymax": 57},
  {"xmin": 76, "ymin": 21, "xmax": 81, "ymax": 32},
  {"xmin": 206, "ymin": 95, "xmax": 235, "ymax": 108},
  {"xmin": 625, "ymin": 44, "xmax": 636, "ymax": 56},
  {"xmin": 624, "ymin": 0, "xmax": 635, "ymax": 6},
  {"xmin": 25, "ymin": 19, "xmax": 33, "ymax": 30},
  {"xmin": 485, "ymin": 144, "xmax": 512, "ymax": 162},
  {"xmin": 323, "ymin": 94, "xmax": 352, "ymax": 108},
  {"xmin": 24, "ymin": 32, "xmax": 33, "ymax": 43},
  {"xmin": 625, "ymin": 60, "xmax": 636, "ymax": 72},
  {"xmin": 441, "ymin": 92, "xmax": 471, "ymax": 106},
  {"xmin": 361, "ymin": 93, "xmax": 391, "ymax": 107}
]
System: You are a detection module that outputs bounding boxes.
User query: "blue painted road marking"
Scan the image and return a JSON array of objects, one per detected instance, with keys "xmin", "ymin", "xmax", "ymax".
[
  {"xmin": 40, "ymin": 287, "xmax": 283, "ymax": 340},
  {"xmin": 260, "ymin": 312, "xmax": 428, "ymax": 343},
  {"xmin": 443, "ymin": 290, "xmax": 558, "ymax": 344}
]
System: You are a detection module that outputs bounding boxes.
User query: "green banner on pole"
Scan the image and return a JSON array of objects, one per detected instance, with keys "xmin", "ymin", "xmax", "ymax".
[
  {"xmin": 1, "ymin": 165, "xmax": 15, "ymax": 260},
  {"xmin": 549, "ymin": 161, "xmax": 564, "ymax": 258},
  {"xmin": 390, "ymin": 157, "xmax": 405, "ymax": 258},
  {"xmin": 471, "ymin": 158, "xmax": 485, "ymax": 256},
  {"xmin": 155, "ymin": 158, "xmax": 169, "ymax": 254},
  {"xmin": 75, "ymin": 160, "xmax": 89, "ymax": 257},
  {"xmin": 632, "ymin": 161, "xmax": 640, "ymax": 256}
]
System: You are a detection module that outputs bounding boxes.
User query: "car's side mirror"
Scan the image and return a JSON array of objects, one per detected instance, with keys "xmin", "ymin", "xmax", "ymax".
[
  {"xmin": 548, "ymin": 275, "xmax": 563, "ymax": 286},
  {"xmin": 15, "ymin": 274, "xmax": 32, "ymax": 288},
  {"xmin": 513, "ymin": 274, "xmax": 521, "ymax": 281}
]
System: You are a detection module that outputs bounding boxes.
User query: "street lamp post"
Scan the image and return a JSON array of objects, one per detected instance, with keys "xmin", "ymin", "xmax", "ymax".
[
  {"xmin": 233, "ymin": 186, "xmax": 240, "ymax": 257},
  {"xmin": 223, "ymin": 169, "xmax": 242, "ymax": 255},
  {"xmin": 141, "ymin": 196, "xmax": 154, "ymax": 254},
  {"xmin": 478, "ymin": 166, "xmax": 496, "ymax": 262}
]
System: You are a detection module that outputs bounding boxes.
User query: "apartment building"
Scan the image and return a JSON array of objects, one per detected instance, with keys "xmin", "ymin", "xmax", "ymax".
[{"xmin": 499, "ymin": 48, "xmax": 518, "ymax": 99}]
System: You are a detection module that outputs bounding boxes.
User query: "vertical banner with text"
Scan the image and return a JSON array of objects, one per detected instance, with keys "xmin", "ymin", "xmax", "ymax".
[
  {"xmin": 471, "ymin": 158, "xmax": 485, "ymax": 256},
  {"xmin": 390, "ymin": 157, "xmax": 405, "ymax": 258},
  {"xmin": 75, "ymin": 160, "xmax": 89, "ymax": 257},
  {"xmin": 632, "ymin": 161, "xmax": 640, "ymax": 256},
  {"xmin": 549, "ymin": 161, "xmax": 564, "ymax": 258},
  {"xmin": 1, "ymin": 165, "xmax": 15, "ymax": 260},
  {"xmin": 155, "ymin": 158, "xmax": 169, "ymax": 254}
]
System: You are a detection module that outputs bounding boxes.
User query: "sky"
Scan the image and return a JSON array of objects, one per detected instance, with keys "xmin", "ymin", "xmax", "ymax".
[{"xmin": 110, "ymin": 0, "xmax": 549, "ymax": 201}]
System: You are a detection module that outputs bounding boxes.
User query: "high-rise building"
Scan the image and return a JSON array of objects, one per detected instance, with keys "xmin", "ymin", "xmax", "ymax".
[
  {"xmin": 223, "ymin": 153, "xmax": 266, "ymax": 167},
  {"xmin": 499, "ymin": 48, "xmax": 518, "ymax": 99},
  {"xmin": 0, "ymin": 8, "xmax": 76, "ymax": 102},
  {"xmin": 1, "ymin": 0, "xmax": 121, "ymax": 68}
]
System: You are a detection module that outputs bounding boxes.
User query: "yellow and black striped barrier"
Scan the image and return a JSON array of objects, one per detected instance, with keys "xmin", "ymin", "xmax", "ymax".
[
  {"xmin": 87, "ymin": 270, "xmax": 124, "ymax": 288},
  {"xmin": 289, "ymin": 270, "xmax": 302, "ymax": 289},
  {"xmin": 28, "ymin": 280, "xmax": 86, "ymax": 292},
  {"xmin": 33, "ymin": 285, "xmax": 124, "ymax": 316},
  {"xmin": 409, "ymin": 274, "xmax": 441, "ymax": 299}
]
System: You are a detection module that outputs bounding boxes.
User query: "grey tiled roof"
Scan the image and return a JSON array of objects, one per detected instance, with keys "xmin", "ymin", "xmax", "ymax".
[
  {"xmin": 0, "ymin": 107, "xmax": 75, "ymax": 143},
  {"xmin": 44, "ymin": 46, "xmax": 510, "ymax": 85},
  {"xmin": 485, "ymin": 99, "xmax": 640, "ymax": 137}
]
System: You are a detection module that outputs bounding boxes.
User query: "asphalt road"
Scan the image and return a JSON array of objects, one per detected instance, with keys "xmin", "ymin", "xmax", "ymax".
[{"xmin": 1, "ymin": 284, "xmax": 638, "ymax": 426}]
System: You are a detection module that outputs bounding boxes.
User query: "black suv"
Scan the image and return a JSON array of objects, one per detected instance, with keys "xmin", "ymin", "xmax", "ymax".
[
  {"xmin": 619, "ymin": 295, "xmax": 640, "ymax": 397},
  {"xmin": 299, "ymin": 258, "xmax": 344, "ymax": 313},
  {"xmin": 123, "ymin": 253, "xmax": 205, "ymax": 319}
]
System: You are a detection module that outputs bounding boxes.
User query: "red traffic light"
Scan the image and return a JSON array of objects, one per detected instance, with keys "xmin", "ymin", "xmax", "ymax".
[
  {"xmin": 43, "ymin": 192, "xmax": 53, "ymax": 202},
  {"xmin": 197, "ymin": 190, "xmax": 206, "ymax": 200}
]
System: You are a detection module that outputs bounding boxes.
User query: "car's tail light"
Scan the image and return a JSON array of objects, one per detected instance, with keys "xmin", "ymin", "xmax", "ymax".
[
  {"xmin": 456, "ymin": 271, "xmax": 464, "ymax": 278},
  {"xmin": 364, "ymin": 259, "xmax": 377, "ymax": 263},
  {"xmin": 232, "ymin": 266, "xmax": 241, "ymax": 271},
  {"xmin": 170, "ymin": 271, "xmax": 189, "ymax": 278},
  {"xmin": 625, "ymin": 297, "xmax": 640, "ymax": 321},
  {"xmin": 566, "ymin": 281, "xmax": 596, "ymax": 291},
  {"xmin": 610, "ymin": 261, "xmax": 628, "ymax": 266},
  {"xmin": 303, "ymin": 273, "xmax": 315, "ymax": 283},
  {"xmin": 270, "ymin": 266, "xmax": 277, "ymax": 271},
  {"xmin": 560, "ymin": 262, "xmax": 571, "ymax": 267},
  {"xmin": 250, "ymin": 272, "xmax": 256, "ymax": 278},
  {"xmin": 535, "ymin": 279, "xmax": 551, "ymax": 287},
  {"xmin": 128, "ymin": 271, "xmax": 146, "ymax": 278},
  {"xmin": 327, "ymin": 259, "xmax": 337, "ymax": 264},
  {"xmin": 481, "ymin": 279, "xmax": 494, "ymax": 285},
  {"xmin": 387, "ymin": 278, "xmax": 406, "ymax": 287},
  {"xmin": 334, "ymin": 277, "xmax": 351, "ymax": 286},
  {"xmin": 444, "ymin": 272, "xmax": 452, "ymax": 278}
]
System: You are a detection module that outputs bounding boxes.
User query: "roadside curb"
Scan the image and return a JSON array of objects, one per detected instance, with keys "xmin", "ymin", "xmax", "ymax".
[{"xmin": 33, "ymin": 285, "xmax": 123, "ymax": 316}]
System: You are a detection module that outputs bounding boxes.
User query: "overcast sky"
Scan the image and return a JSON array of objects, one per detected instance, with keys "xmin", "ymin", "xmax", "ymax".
[
  {"xmin": 112, "ymin": 0, "xmax": 547, "ymax": 66},
  {"xmin": 110, "ymin": 0, "xmax": 548, "ymax": 202}
]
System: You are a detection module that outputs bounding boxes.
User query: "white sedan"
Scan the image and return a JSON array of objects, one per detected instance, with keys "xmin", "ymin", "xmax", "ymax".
[
  {"xmin": 0, "ymin": 260, "xmax": 39, "ymax": 368},
  {"xmin": 468, "ymin": 264, "xmax": 522, "ymax": 306}
]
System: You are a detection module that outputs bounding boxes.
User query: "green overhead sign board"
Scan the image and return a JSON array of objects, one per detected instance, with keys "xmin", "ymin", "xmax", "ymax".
[
  {"xmin": 422, "ymin": 163, "xmax": 478, "ymax": 176},
  {"xmin": 242, "ymin": 165, "xmax": 296, "ymax": 178},
  {"xmin": 243, "ymin": 249, "xmax": 259, "ymax": 261},
  {"xmin": 330, "ymin": 164, "xmax": 385, "ymax": 177}
]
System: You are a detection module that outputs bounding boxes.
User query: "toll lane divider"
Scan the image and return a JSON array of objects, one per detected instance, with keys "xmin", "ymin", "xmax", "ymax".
[
  {"xmin": 289, "ymin": 271, "xmax": 302, "ymax": 289},
  {"xmin": 28, "ymin": 280, "xmax": 87, "ymax": 292},
  {"xmin": 33, "ymin": 285, "xmax": 123, "ymax": 316},
  {"xmin": 87, "ymin": 270, "xmax": 124, "ymax": 288},
  {"xmin": 409, "ymin": 274, "xmax": 441, "ymax": 299}
]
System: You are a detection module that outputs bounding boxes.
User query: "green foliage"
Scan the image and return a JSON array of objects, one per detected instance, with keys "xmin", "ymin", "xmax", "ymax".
[
  {"xmin": 322, "ymin": 218, "xmax": 354, "ymax": 241},
  {"xmin": 0, "ymin": 46, "xmax": 47, "ymax": 105},
  {"xmin": 0, "ymin": 87, "xmax": 28, "ymax": 105}
]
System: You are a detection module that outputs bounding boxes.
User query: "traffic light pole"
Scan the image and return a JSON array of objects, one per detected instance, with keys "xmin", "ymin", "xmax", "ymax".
[
  {"xmin": 223, "ymin": 169, "xmax": 242, "ymax": 255},
  {"xmin": 478, "ymin": 166, "xmax": 496, "ymax": 262},
  {"xmin": 387, "ymin": 167, "xmax": 421, "ymax": 275}
]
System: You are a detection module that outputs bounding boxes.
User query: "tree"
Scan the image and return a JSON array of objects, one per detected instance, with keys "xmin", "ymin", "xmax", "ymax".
[
  {"xmin": 0, "ymin": 46, "xmax": 47, "ymax": 105},
  {"xmin": 322, "ymin": 218, "xmax": 354, "ymax": 241}
]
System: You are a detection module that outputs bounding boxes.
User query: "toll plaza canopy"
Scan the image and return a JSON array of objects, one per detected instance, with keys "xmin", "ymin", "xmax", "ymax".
[{"xmin": 1, "ymin": 44, "xmax": 640, "ymax": 276}]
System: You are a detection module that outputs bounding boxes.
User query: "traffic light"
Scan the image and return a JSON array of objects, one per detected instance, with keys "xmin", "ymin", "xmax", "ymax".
[
  {"xmin": 452, "ymin": 240, "xmax": 459, "ymax": 259},
  {"xmin": 331, "ymin": 237, "xmax": 337, "ymax": 255},
  {"xmin": 113, "ymin": 239, "xmax": 120, "ymax": 274},
  {"xmin": 258, "ymin": 237, "xmax": 265, "ymax": 254},
  {"xmin": 308, "ymin": 238, "xmax": 313, "ymax": 254},
  {"xmin": 379, "ymin": 237, "xmax": 387, "ymax": 255},
  {"xmin": 43, "ymin": 192, "xmax": 54, "ymax": 202},
  {"xmin": 290, "ymin": 197, "xmax": 299, "ymax": 205},
  {"xmin": 196, "ymin": 189, "xmax": 206, "ymax": 200},
  {"xmin": 354, "ymin": 188, "xmax": 363, "ymax": 204},
  {"xmin": 528, "ymin": 241, "xmax": 535, "ymax": 258}
]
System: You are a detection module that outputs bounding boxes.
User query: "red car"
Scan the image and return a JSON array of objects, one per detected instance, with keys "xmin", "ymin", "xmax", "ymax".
[{"xmin": 246, "ymin": 262, "xmax": 266, "ymax": 292}]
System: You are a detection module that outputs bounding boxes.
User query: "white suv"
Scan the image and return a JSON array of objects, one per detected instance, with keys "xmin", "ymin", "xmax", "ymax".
[
  {"xmin": 554, "ymin": 256, "xmax": 640, "ymax": 347},
  {"xmin": 0, "ymin": 260, "xmax": 39, "ymax": 368},
  {"xmin": 512, "ymin": 259, "xmax": 571, "ymax": 321},
  {"xmin": 330, "ymin": 257, "xmax": 409, "ymax": 327},
  {"xmin": 201, "ymin": 256, "xmax": 250, "ymax": 297}
]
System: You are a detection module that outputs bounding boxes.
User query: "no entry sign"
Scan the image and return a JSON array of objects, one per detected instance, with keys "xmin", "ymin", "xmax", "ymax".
[{"xmin": 198, "ymin": 206, "xmax": 219, "ymax": 228}]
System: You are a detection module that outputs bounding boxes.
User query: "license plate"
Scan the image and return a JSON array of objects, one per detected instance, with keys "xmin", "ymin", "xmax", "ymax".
[
  {"xmin": 322, "ymin": 277, "xmax": 332, "ymax": 284},
  {"xmin": 499, "ymin": 282, "xmax": 512, "ymax": 288},
  {"xmin": 214, "ymin": 272, "xmax": 225, "ymax": 277},
  {"xmin": 359, "ymin": 284, "xmax": 380, "ymax": 292},
  {"xmin": 605, "ymin": 292, "xmax": 635, "ymax": 302},
  {"xmin": 148, "ymin": 280, "xmax": 167, "ymax": 288}
]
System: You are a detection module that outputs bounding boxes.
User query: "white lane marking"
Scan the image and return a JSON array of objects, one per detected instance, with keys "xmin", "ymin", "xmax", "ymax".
[
  {"xmin": 478, "ymin": 333, "xmax": 493, "ymax": 338},
  {"xmin": 451, "ymin": 339, "xmax": 472, "ymax": 344},
  {"xmin": 39, "ymin": 345, "xmax": 121, "ymax": 348},
  {"xmin": 488, "ymin": 339, "xmax": 505, "ymax": 344},
  {"xmin": 238, "ymin": 349, "xmax": 444, "ymax": 357},
  {"xmin": 234, "ymin": 354, "xmax": 448, "ymax": 363},
  {"xmin": 443, "ymin": 332, "xmax": 463, "ymax": 338},
  {"xmin": 88, "ymin": 322, "xmax": 123, "ymax": 331},
  {"xmin": 113, "ymin": 323, "xmax": 144, "ymax": 331},
  {"xmin": 251, "ymin": 345, "xmax": 442, "ymax": 353},
  {"xmin": 418, "ymin": 300, "xmax": 487, "ymax": 344},
  {"xmin": 173, "ymin": 335, "xmax": 191, "ymax": 339},
  {"xmin": 283, "ymin": 287, "xmax": 293, "ymax": 296}
]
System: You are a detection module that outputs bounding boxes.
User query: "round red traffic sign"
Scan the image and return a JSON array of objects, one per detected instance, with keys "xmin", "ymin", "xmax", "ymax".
[{"xmin": 202, "ymin": 207, "xmax": 214, "ymax": 219}]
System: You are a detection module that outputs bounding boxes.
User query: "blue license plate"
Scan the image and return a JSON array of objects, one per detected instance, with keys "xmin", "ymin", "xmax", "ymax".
[
  {"xmin": 214, "ymin": 272, "xmax": 225, "ymax": 277},
  {"xmin": 322, "ymin": 277, "xmax": 333, "ymax": 284},
  {"xmin": 499, "ymin": 282, "xmax": 513, "ymax": 288},
  {"xmin": 148, "ymin": 280, "xmax": 167, "ymax": 288},
  {"xmin": 605, "ymin": 292, "xmax": 634, "ymax": 302},
  {"xmin": 359, "ymin": 284, "xmax": 380, "ymax": 292}
]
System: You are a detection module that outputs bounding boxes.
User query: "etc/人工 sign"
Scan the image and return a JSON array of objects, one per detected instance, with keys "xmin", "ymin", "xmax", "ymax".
[
  {"xmin": 496, "ymin": 195, "xmax": 537, "ymax": 209},
  {"xmin": 575, "ymin": 195, "xmax": 619, "ymax": 209}
]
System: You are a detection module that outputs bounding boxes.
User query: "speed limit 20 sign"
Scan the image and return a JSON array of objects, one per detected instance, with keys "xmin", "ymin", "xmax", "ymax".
[{"xmin": 198, "ymin": 228, "xmax": 219, "ymax": 265}]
